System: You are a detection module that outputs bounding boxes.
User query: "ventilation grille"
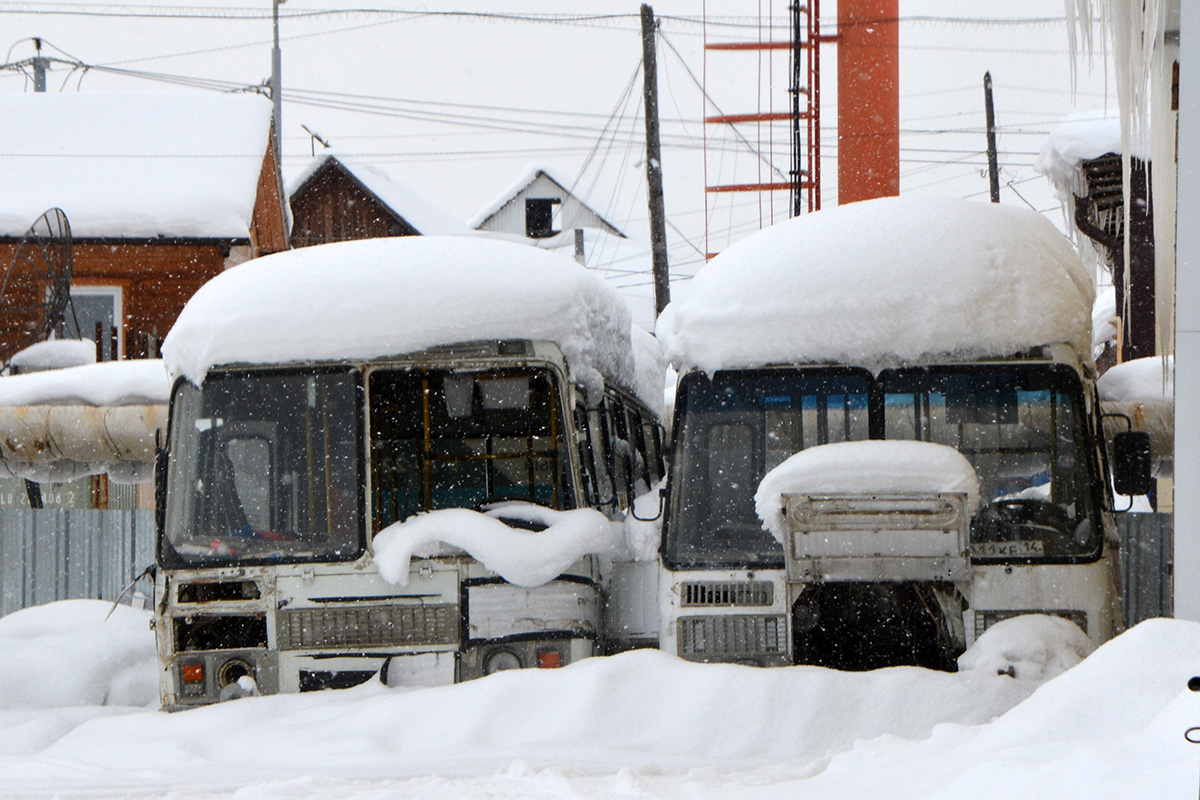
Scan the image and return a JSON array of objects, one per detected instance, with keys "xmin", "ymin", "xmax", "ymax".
[
  {"xmin": 975, "ymin": 609, "xmax": 1088, "ymax": 640},
  {"xmin": 680, "ymin": 581, "xmax": 773, "ymax": 607},
  {"xmin": 677, "ymin": 615, "xmax": 785, "ymax": 658},
  {"xmin": 278, "ymin": 604, "xmax": 458, "ymax": 650}
]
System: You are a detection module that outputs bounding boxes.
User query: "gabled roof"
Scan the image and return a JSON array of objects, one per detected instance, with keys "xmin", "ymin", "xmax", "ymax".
[
  {"xmin": 288, "ymin": 151, "xmax": 473, "ymax": 236},
  {"xmin": 0, "ymin": 91, "xmax": 276, "ymax": 240},
  {"xmin": 469, "ymin": 165, "xmax": 625, "ymax": 237}
]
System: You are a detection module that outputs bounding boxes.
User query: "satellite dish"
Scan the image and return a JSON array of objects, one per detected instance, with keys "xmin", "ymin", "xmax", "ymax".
[{"xmin": 0, "ymin": 208, "xmax": 78, "ymax": 369}]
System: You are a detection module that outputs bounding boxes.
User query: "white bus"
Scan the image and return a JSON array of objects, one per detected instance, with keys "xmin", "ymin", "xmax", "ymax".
[
  {"xmin": 652, "ymin": 197, "xmax": 1147, "ymax": 670},
  {"xmin": 153, "ymin": 237, "xmax": 664, "ymax": 708}
]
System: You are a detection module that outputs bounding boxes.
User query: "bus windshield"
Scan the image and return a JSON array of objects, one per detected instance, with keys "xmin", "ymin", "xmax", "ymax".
[
  {"xmin": 162, "ymin": 368, "xmax": 363, "ymax": 568},
  {"xmin": 880, "ymin": 365, "xmax": 1100, "ymax": 562},
  {"xmin": 368, "ymin": 367, "xmax": 570, "ymax": 531},
  {"xmin": 663, "ymin": 369, "xmax": 873, "ymax": 569}
]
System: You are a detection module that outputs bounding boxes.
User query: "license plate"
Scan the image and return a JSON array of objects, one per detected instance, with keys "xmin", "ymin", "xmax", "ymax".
[{"xmin": 971, "ymin": 540, "xmax": 1044, "ymax": 558}]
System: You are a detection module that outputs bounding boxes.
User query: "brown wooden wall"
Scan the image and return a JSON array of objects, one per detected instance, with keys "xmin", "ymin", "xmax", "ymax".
[
  {"xmin": 0, "ymin": 241, "xmax": 228, "ymax": 363},
  {"xmin": 291, "ymin": 163, "xmax": 417, "ymax": 248}
]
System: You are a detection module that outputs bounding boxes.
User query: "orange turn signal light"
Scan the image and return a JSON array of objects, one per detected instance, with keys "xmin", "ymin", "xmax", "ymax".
[
  {"xmin": 536, "ymin": 650, "xmax": 562, "ymax": 669},
  {"xmin": 181, "ymin": 663, "xmax": 205, "ymax": 683}
]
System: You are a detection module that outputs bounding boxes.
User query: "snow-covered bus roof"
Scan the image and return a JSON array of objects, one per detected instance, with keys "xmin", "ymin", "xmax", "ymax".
[
  {"xmin": 162, "ymin": 237, "xmax": 662, "ymax": 411},
  {"xmin": 657, "ymin": 196, "xmax": 1094, "ymax": 373}
]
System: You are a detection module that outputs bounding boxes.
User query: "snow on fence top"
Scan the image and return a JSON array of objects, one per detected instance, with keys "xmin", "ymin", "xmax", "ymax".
[
  {"xmin": 162, "ymin": 236, "xmax": 658, "ymax": 405},
  {"xmin": 754, "ymin": 440, "xmax": 980, "ymax": 544},
  {"xmin": 8, "ymin": 340, "xmax": 96, "ymax": 372},
  {"xmin": 657, "ymin": 196, "xmax": 1094, "ymax": 373},
  {"xmin": 0, "ymin": 92, "xmax": 272, "ymax": 239}
]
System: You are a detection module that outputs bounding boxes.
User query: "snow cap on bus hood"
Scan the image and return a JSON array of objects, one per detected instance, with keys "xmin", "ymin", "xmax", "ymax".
[
  {"xmin": 162, "ymin": 236, "xmax": 649, "ymax": 404},
  {"xmin": 657, "ymin": 196, "xmax": 1094, "ymax": 372}
]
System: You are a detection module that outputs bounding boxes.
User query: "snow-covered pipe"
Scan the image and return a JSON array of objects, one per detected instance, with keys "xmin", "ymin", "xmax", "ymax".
[{"xmin": 0, "ymin": 405, "xmax": 167, "ymax": 464}]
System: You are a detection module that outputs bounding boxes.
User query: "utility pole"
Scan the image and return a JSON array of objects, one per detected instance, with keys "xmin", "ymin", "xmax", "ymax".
[
  {"xmin": 31, "ymin": 38, "xmax": 48, "ymax": 92},
  {"xmin": 271, "ymin": 0, "xmax": 285, "ymax": 174},
  {"xmin": 640, "ymin": 4, "xmax": 670, "ymax": 318},
  {"xmin": 984, "ymin": 72, "xmax": 1000, "ymax": 203},
  {"xmin": 270, "ymin": 0, "xmax": 290, "ymax": 247}
]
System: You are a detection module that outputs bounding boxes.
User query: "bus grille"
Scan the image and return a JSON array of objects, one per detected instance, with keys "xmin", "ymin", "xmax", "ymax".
[
  {"xmin": 278, "ymin": 604, "xmax": 458, "ymax": 650},
  {"xmin": 974, "ymin": 609, "xmax": 1088, "ymax": 639},
  {"xmin": 680, "ymin": 581, "xmax": 773, "ymax": 607},
  {"xmin": 678, "ymin": 615, "xmax": 785, "ymax": 658}
]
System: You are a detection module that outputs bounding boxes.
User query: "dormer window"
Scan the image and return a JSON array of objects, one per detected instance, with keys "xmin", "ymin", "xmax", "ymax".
[{"xmin": 525, "ymin": 197, "xmax": 562, "ymax": 238}]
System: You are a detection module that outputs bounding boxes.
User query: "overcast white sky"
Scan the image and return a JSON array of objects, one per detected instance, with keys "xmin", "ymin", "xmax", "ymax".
[{"xmin": 0, "ymin": 1, "xmax": 1115, "ymax": 291}]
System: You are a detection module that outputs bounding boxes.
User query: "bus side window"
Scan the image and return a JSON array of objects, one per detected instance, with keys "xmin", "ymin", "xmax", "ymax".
[
  {"xmin": 626, "ymin": 406, "xmax": 651, "ymax": 495},
  {"xmin": 606, "ymin": 396, "xmax": 633, "ymax": 508},
  {"xmin": 587, "ymin": 406, "xmax": 617, "ymax": 513},
  {"xmin": 644, "ymin": 421, "xmax": 666, "ymax": 483},
  {"xmin": 574, "ymin": 404, "xmax": 599, "ymax": 507}
]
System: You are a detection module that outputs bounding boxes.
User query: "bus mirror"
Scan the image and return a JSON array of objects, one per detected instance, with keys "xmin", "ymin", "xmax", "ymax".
[
  {"xmin": 154, "ymin": 429, "xmax": 168, "ymax": 537},
  {"xmin": 1112, "ymin": 431, "xmax": 1153, "ymax": 498},
  {"xmin": 629, "ymin": 488, "xmax": 665, "ymax": 522}
]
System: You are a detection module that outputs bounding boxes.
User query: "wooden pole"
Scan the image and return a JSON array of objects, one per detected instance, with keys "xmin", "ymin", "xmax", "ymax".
[
  {"xmin": 641, "ymin": 4, "xmax": 671, "ymax": 317},
  {"xmin": 984, "ymin": 72, "xmax": 1000, "ymax": 203}
]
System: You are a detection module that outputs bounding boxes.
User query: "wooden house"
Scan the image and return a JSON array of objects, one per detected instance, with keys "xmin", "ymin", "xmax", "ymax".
[
  {"xmin": 288, "ymin": 151, "xmax": 471, "ymax": 248},
  {"xmin": 0, "ymin": 92, "xmax": 288, "ymax": 365}
]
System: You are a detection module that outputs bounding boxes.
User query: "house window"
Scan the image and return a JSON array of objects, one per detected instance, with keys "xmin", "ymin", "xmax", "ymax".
[
  {"xmin": 60, "ymin": 285, "xmax": 123, "ymax": 361},
  {"xmin": 525, "ymin": 197, "xmax": 562, "ymax": 238}
]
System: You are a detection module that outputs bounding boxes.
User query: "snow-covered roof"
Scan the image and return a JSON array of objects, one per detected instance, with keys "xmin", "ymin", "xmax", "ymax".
[
  {"xmin": 469, "ymin": 165, "xmax": 624, "ymax": 235},
  {"xmin": 287, "ymin": 151, "xmax": 473, "ymax": 236},
  {"xmin": 754, "ymin": 441, "xmax": 980, "ymax": 543},
  {"xmin": 0, "ymin": 92, "xmax": 274, "ymax": 240},
  {"xmin": 657, "ymin": 196, "xmax": 1094, "ymax": 372},
  {"xmin": 0, "ymin": 359, "xmax": 170, "ymax": 407},
  {"xmin": 1035, "ymin": 110, "xmax": 1124, "ymax": 195},
  {"xmin": 162, "ymin": 236, "xmax": 659, "ymax": 406}
]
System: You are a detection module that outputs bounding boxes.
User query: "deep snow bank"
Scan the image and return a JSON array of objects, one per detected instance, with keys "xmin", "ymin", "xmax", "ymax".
[
  {"xmin": 1, "ymin": 604, "xmax": 1198, "ymax": 799},
  {"xmin": 657, "ymin": 196, "xmax": 1093, "ymax": 372},
  {"xmin": 0, "ymin": 600, "xmax": 157, "ymax": 709}
]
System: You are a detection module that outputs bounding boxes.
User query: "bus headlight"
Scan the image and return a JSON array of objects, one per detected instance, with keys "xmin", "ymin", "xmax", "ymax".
[
  {"xmin": 217, "ymin": 657, "xmax": 255, "ymax": 688},
  {"xmin": 483, "ymin": 648, "xmax": 522, "ymax": 674}
]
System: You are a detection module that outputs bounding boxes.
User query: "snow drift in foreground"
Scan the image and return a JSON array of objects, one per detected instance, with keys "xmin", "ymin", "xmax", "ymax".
[
  {"xmin": 657, "ymin": 196, "xmax": 1094, "ymax": 372},
  {"xmin": 372, "ymin": 505, "xmax": 620, "ymax": 587},
  {"xmin": 0, "ymin": 600, "xmax": 157, "ymax": 709},
  {"xmin": 161, "ymin": 237, "xmax": 662, "ymax": 410},
  {"xmin": 0, "ymin": 601, "xmax": 1197, "ymax": 799},
  {"xmin": 755, "ymin": 441, "xmax": 981, "ymax": 543}
]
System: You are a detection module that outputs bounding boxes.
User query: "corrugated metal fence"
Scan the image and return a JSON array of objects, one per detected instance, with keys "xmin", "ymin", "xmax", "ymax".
[
  {"xmin": 1118, "ymin": 512, "xmax": 1173, "ymax": 625},
  {"xmin": 0, "ymin": 509, "xmax": 156, "ymax": 618}
]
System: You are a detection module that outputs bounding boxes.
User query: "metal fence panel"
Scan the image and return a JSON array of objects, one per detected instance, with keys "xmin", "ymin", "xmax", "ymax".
[
  {"xmin": 0, "ymin": 509, "xmax": 156, "ymax": 619},
  {"xmin": 1118, "ymin": 512, "xmax": 1173, "ymax": 626}
]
